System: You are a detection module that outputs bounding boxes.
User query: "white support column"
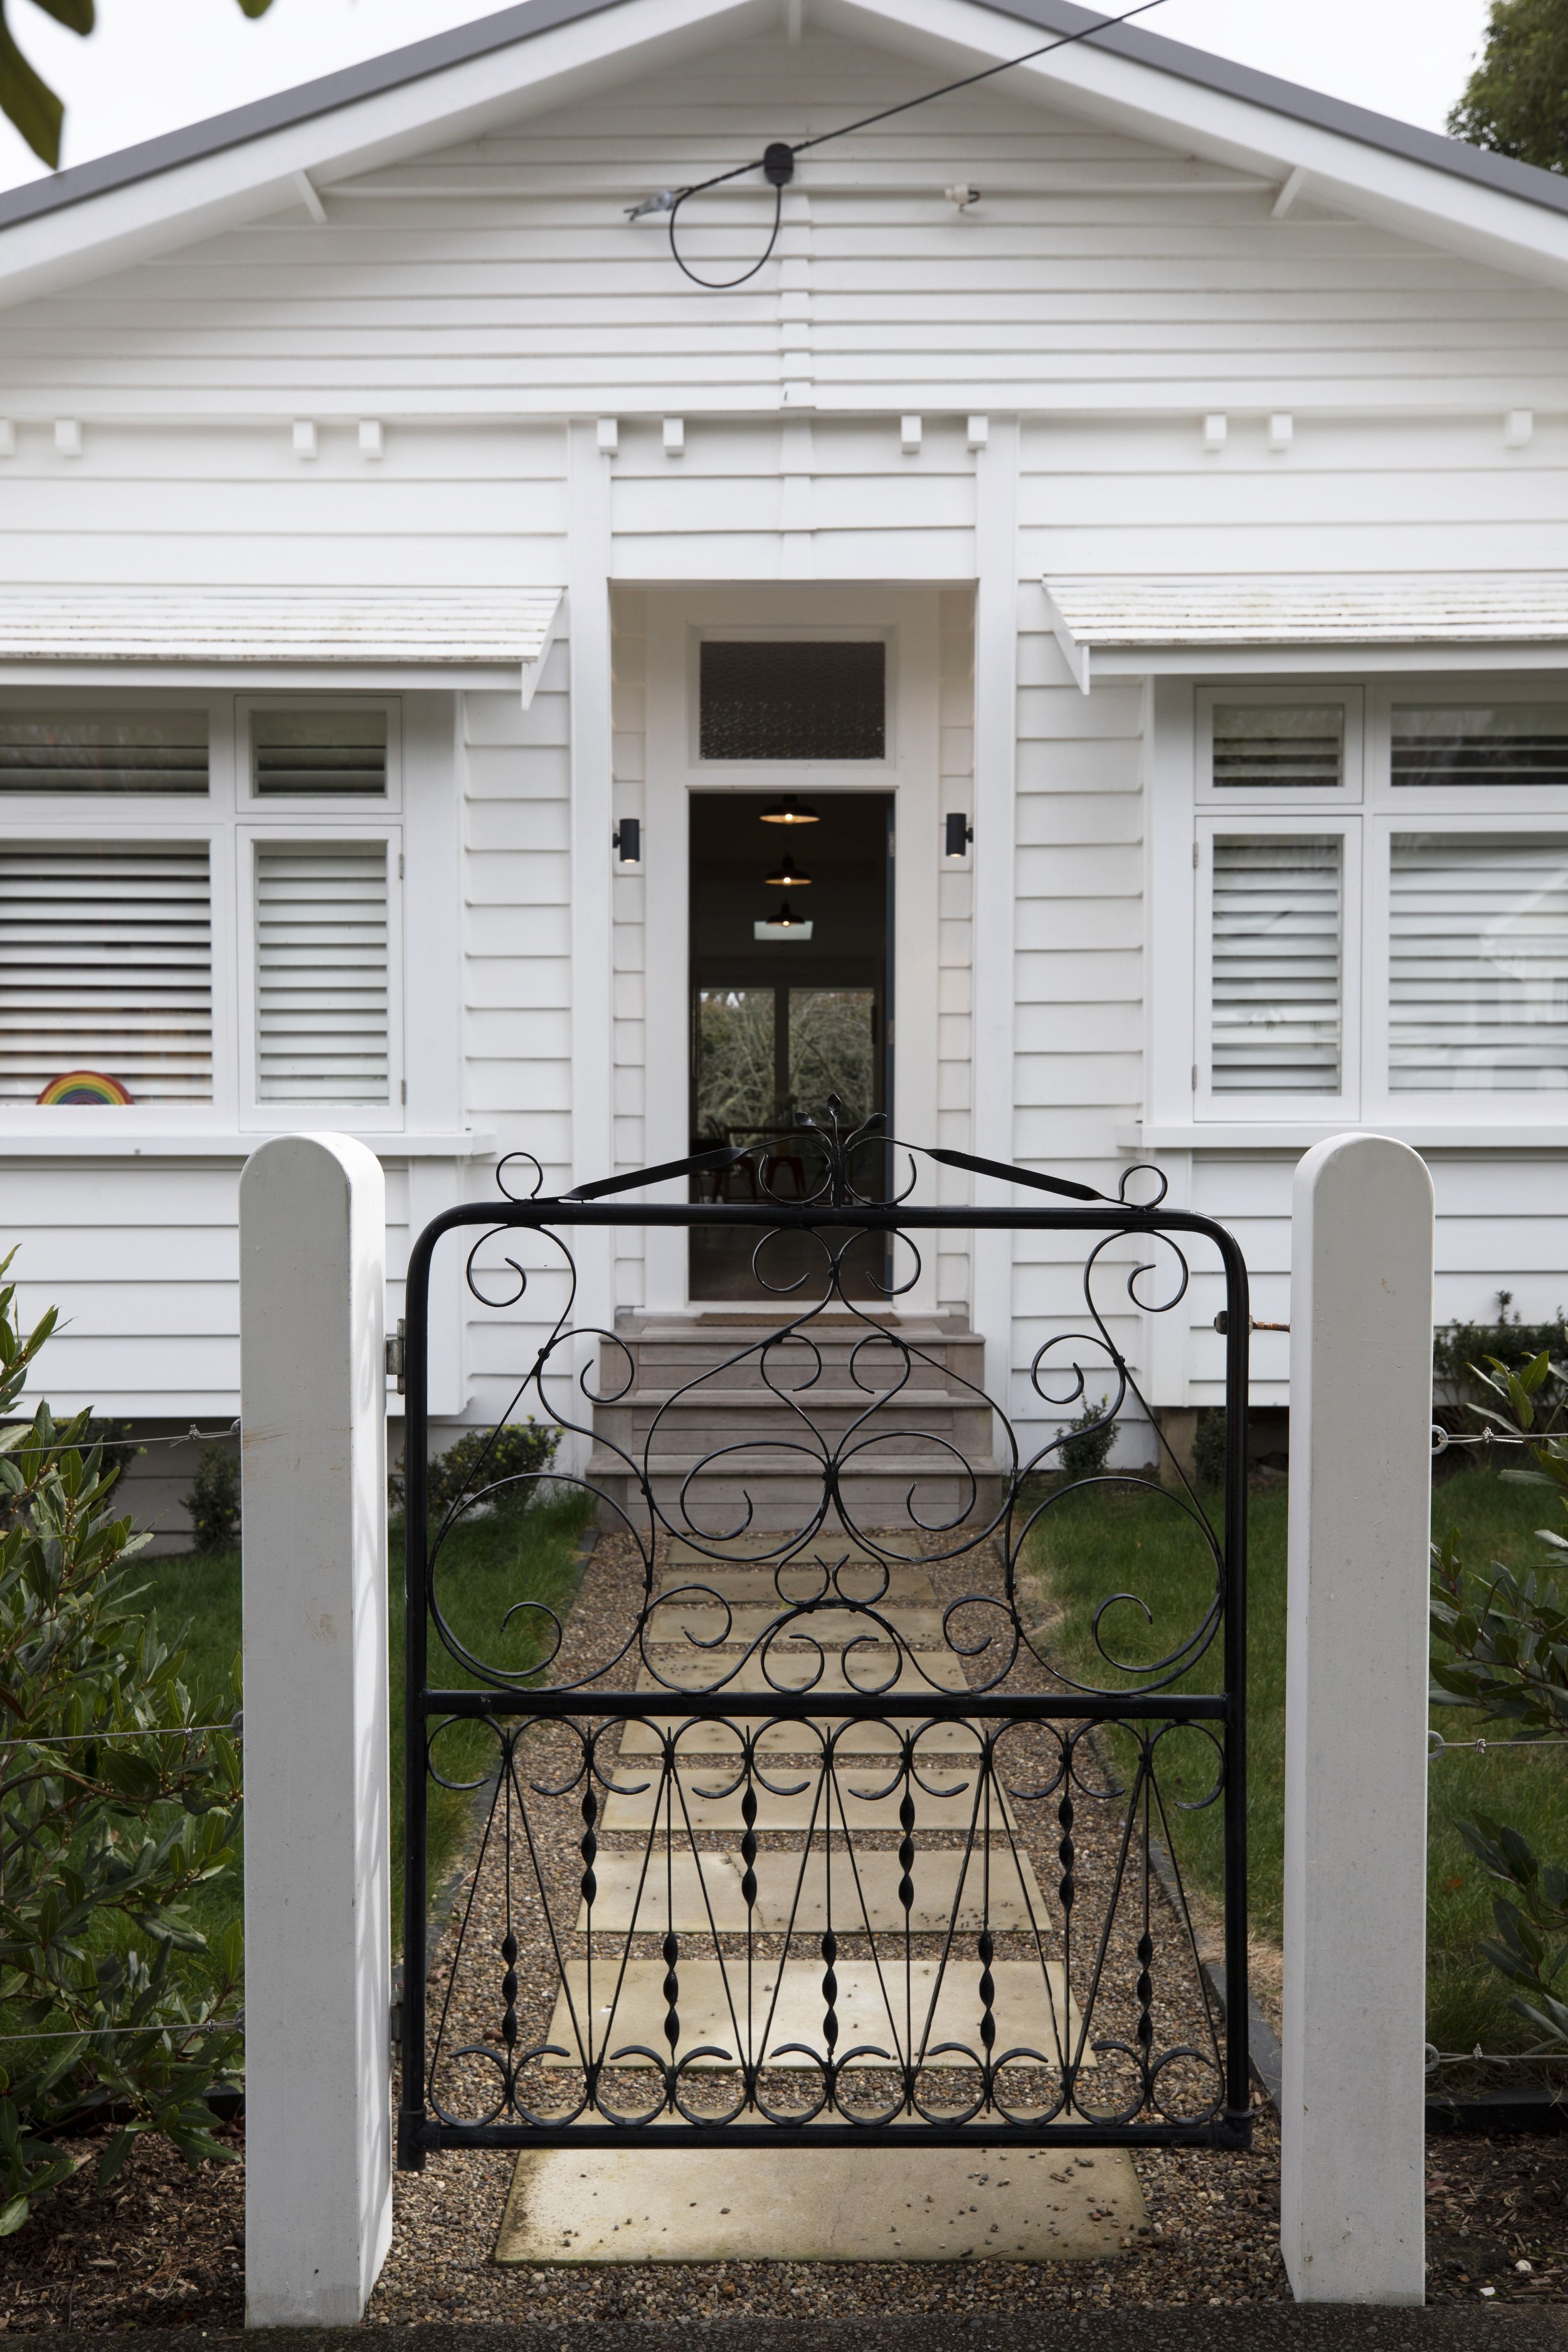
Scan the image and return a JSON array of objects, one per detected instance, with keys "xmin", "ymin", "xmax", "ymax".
[
  {"xmin": 241, "ymin": 1133, "xmax": 392, "ymax": 2326},
  {"xmin": 1281, "ymin": 1131, "xmax": 1433, "ymax": 2306},
  {"xmin": 970, "ymin": 415, "xmax": 1020, "ymax": 1412},
  {"xmin": 567, "ymin": 417, "xmax": 616, "ymax": 1436}
]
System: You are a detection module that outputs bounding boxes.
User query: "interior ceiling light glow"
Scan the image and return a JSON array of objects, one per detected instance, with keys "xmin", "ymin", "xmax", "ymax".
[
  {"xmin": 766, "ymin": 896, "xmax": 804, "ymax": 927},
  {"xmin": 765, "ymin": 850, "xmax": 812, "ymax": 886},
  {"xmin": 760, "ymin": 797, "xmax": 820, "ymax": 825}
]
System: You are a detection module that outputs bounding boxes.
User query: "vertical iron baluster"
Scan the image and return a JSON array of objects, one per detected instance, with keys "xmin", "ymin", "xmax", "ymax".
[
  {"xmin": 1058, "ymin": 1779, "xmax": 1076, "ymax": 2106},
  {"xmin": 1136, "ymin": 1750, "xmax": 1155, "ymax": 2099},
  {"xmin": 500, "ymin": 1731, "xmax": 518, "ymax": 2080},
  {"xmin": 978, "ymin": 1739, "xmax": 995, "ymax": 2090},
  {"xmin": 899, "ymin": 1779, "xmax": 915, "ymax": 2084},
  {"xmin": 740, "ymin": 1779, "xmax": 758, "ymax": 2093}
]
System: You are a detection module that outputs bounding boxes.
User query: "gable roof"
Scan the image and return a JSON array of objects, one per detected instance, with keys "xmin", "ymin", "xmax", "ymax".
[{"xmin": 1, "ymin": 0, "xmax": 1567, "ymax": 309}]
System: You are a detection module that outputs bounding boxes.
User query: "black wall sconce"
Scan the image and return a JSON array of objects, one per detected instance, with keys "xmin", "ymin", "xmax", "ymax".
[
  {"xmin": 944, "ymin": 813, "xmax": 973, "ymax": 860},
  {"xmin": 613, "ymin": 818, "xmax": 642, "ymax": 867}
]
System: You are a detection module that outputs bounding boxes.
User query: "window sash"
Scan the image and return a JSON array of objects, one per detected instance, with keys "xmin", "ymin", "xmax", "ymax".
[
  {"xmin": 1209, "ymin": 833, "xmax": 1345, "ymax": 1096},
  {"xmin": 251, "ymin": 839, "xmax": 393, "ymax": 1107}
]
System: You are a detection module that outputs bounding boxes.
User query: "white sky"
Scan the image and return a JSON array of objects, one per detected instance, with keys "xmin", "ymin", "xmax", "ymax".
[{"xmin": 0, "ymin": 0, "xmax": 1494, "ymax": 196}]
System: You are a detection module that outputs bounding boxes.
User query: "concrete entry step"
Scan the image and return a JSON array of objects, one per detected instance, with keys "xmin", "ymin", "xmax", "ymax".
[
  {"xmin": 600, "ymin": 1764, "xmax": 1019, "ymax": 1833},
  {"xmin": 645, "ymin": 1600, "xmax": 945, "ymax": 1644},
  {"xmin": 495, "ymin": 2140, "xmax": 1145, "ymax": 2264},
  {"xmin": 655, "ymin": 1563, "xmax": 938, "ymax": 1606},
  {"xmin": 543, "ymin": 1957, "xmax": 1086, "ymax": 2072},
  {"xmin": 574, "ymin": 1844, "xmax": 1049, "ymax": 1934}
]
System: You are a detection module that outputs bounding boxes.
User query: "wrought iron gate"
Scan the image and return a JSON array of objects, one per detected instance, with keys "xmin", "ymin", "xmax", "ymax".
[{"xmin": 397, "ymin": 1108, "xmax": 1251, "ymax": 2163}]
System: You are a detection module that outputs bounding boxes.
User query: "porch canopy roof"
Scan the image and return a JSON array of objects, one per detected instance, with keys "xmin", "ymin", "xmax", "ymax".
[
  {"xmin": 1043, "ymin": 573, "xmax": 1568, "ymax": 692},
  {"xmin": 0, "ymin": 586, "xmax": 563, "ymax": 702}
]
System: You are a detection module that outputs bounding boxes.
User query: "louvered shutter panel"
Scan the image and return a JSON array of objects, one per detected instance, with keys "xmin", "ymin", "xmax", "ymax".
[
  {"xmin": 1211, "ymin": 704, "xmax": 1344, "ymax": 788},
  {"xmin": 1390, "ymin": 834, "xmax": 1568, "ymax": 1091},
  {"xmin": 1211, "ymin": 835, "xmax": 1342, "ymax": 1093},
  {"xmin": 252, "ymin": 707, "xmax": 388, "ymax": 796},
  {"xmin": 1392, "ymin": 706, "xmax": 1568, "ymax": 788},
  {"xmin": 0, "ymin": 844, "xmax": 212, "ymax": 1099},
  {"xmin": 255, "ymin": 842, "xmax": 388, "ymax": 1101}
]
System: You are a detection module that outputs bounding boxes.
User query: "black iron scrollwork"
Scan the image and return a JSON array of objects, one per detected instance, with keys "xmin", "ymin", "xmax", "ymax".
[{"xmin": 398, "ymin": 1103, "xmax": 1253, "ymax": 2166}]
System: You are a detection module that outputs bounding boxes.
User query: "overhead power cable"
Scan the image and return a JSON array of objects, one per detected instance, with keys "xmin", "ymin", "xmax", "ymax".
[{"xmin": 631, "ymin": 0, "xmax": 1173, "ymax": 289}]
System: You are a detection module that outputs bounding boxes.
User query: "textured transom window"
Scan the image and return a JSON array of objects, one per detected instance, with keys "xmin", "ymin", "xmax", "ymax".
[
  {"xmin": 1392, "ymin": 705, "xmax": 1568, "ymax": 788},
  {"xmin": 0, "ymin": 711, "xmax": 208, "ymax": 795},
  {"xmin": 699, "ymin": 642, "xmax": 886, "ymax": 762}
]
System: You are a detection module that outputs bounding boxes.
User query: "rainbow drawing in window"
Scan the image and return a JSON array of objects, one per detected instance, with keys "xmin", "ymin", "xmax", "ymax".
[{"xmin": 35, "ymin": 1071, "xmax": 134, "ymax": 1106}]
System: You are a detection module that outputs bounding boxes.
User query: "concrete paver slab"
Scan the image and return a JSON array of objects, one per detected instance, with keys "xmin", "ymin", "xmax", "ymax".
[
  {"xmin": 600, "ymin": 1764, "xmax": 1017, "ymax": 1832},
  {"xmin": 542, "ymin": 1957, "xmax": 1085, "ymax": 2070},
  {"xmin": 645, "ymin": 1602, "xmax": 944, "ymax": 1645},
  {"xmin": 574, "ymin": 1844, "xmax": 1050, "ymax": 1933},
  {"xmin": 495, "ymin": 2139, "xmax": 1142, "ymax": 2264}
]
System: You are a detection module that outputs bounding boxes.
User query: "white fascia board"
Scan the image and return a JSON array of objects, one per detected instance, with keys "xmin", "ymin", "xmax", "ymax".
[
  {"xmin": 827, "ymin": 0, "xmax": 1568, "ymax": 292},
  {"xmin": 0, "ymin": 661, "xmax": 521, "ymax": 691},
  {"xmin": 1091, "ymin": 644, "xmax": 1568, "ymax": 679},
  {"xmin": 1042, "ymin": 582, "xmax": 1091, "ymax": 695},
  {"xmin": 0, "ymin": 0, "xmax": 766, "ymax": 314}
]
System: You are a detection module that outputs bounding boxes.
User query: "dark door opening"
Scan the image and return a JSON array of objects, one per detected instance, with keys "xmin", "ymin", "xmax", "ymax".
[{"xmin": 689, "ymin": 790, "xmax": 893, "ymax": 1301}]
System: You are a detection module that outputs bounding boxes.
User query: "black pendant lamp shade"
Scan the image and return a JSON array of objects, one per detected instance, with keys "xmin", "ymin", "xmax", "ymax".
[
  {"xmin": 759, "ymin": 796, "xmax": 820, "ymax": 825},
  {"xmin": 764, "ymin": 847, "xmax": 813, "ymax": 886}
]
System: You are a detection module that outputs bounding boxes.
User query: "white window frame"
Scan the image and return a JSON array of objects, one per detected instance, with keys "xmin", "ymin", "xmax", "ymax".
[
  {"xmin": 238, "ymin": 694, "xmax": 403, "ymax": 812},
  {"xmin": 1162, "ymin": 674, "xmax": 1568, "ymax": 1139},
  {"xmin": 1195, "ymin": 811, "xmax": 1362, "ymax": 1122},
  {"xmin": 236, "ymin": 824, "xmax": 404, "ymax": 1131},
  {"xmin": 0, "ymin": 688, "xmax": 416, "ymax": 1140},
  {"xmin": 1196, "ymin": 684, "xmax": 1364, "ymax": 807}
]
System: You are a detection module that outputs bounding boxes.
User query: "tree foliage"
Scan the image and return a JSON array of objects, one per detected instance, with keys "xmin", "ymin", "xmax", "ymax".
[
  {"xmin": 0, "ymin": 1249, "xmax": 243, "ymax": 2232},
  {"xmin": 1, "ymin": 0, "xmax": 273, "ymax": 171},
  {"xmin": 1449, "ymin": 0, "xmax": 1568, "ymax": 174}
]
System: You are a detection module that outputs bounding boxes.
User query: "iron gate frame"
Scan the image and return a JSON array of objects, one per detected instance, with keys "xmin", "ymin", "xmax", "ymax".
[{"xmin": 396, "ymin": 1127, "xmax": 1253, "ymax": 2166}]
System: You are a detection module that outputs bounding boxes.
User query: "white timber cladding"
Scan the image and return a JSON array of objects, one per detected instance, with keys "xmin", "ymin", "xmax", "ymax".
[{"xmin": 3, "ymin": 13, "xmax": 1568, "ymax": 1434}]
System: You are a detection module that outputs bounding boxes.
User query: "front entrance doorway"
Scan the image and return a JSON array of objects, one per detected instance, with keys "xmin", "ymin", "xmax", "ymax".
[{"xmin": 687, "ymin": 790, "xmax": 893, "ymax": 1300}]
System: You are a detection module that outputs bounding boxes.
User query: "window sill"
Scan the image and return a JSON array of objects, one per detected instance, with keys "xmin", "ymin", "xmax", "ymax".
[
  {"xmin": 0, "ymin": 1128, "xmax": 499, "ymax": 1160},
  {"xmin": 1120, "ymin": 1120, "xmax": 1568, "ymax": 1153}
]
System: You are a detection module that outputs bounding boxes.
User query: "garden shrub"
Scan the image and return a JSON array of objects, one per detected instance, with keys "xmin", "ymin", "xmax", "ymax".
[
  {"xmin": 1054, "ymin": 1395, "xmax": 1117, "ymax": 1482},
  {"xmin": 1191, "ymin": 1407, "xmax": 1227, "ymax": 1490},
  {"xmin": 0, "ymin": 1249, "xmax": 243, "ymax": 2232},
  {"xmin": 389, "ymin": 1417, "xmax": 561, "ymax": 1520},
  {"xmin": 1434, "ymin": 1291, "xmax": 1568, "ymax": 1419},
  {"xmin": 181, "ymin": 1442, "xmax": 240, "ymax": 1555}
]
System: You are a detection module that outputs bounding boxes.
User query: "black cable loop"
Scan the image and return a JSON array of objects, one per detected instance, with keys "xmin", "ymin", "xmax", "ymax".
[{"xmin": 656, "ymin": 0, "xmax": 1170, "ymax": 287}]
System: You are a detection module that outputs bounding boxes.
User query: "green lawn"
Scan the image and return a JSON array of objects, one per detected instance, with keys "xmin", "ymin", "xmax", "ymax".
[
  {"xmin": 1022, "ymin": 1467, "xmax": 1568, "ymax": 2052},
  {"xmin": 130, "ymin": 1486, "xmax": 592, "ymax": 1969}
]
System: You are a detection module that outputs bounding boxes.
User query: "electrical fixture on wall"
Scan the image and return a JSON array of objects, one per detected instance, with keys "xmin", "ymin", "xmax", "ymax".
[
  {"xmin": 623, "ymin": 0, "xmax": 1169, "ymax": 289},
  {"xmin": 763, "ymin": 849, "xmax": 812, "ymax": 887},
  {"xmin": 945, "ymin": 813, "xmax": 973, "ymax": 861},
  {"xmin": 755, "ymin": 896, "xmax": 812, "ymax": 941},
  {"xmin": 612, "ymin": 818, "xmax": 642, "ymax": 867},
  {"xmin": 759, "ymin": 797, "xmax": 819, "ymax": 825}
]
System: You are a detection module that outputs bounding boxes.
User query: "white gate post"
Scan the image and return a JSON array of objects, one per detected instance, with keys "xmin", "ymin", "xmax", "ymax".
[
  {"xmin": 240, "ymin": 1133, "xmax": 392, "ymax": 2324},
  {"xmin": 1281, "ymin": 1133, "xmax": 1433, "ymax": 2304}
]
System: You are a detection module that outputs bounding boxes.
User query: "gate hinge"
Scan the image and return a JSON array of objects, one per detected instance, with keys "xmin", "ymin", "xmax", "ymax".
[
  {"xmin": 389, "ymin": 1962, "xmax": 404, "ymax": 2054},
  {"xmin": 385, "ymin": 1317, "xmax": 406, "ymax": 1394}
]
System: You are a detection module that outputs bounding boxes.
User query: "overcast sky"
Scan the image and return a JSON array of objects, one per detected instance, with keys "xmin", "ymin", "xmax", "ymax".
[{"xmin": 0, "ymin": 0, "xmax": 1495, "ymax": 195}]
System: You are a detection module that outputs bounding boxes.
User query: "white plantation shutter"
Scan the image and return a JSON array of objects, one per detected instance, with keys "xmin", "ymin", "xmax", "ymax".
[
  {"xmin": 1211, "ymin": 835, "xmax": 1342, "ymax": 1093},
  {"xmin": 1390, "ymin": 834, "xmax": 1568, "ymax": 1091},
  {"xmin": 252, "ymin": 706, "xmax": 388, "ymax": 797},
  {"xmin": 0, "ymin": 710, "xmax": 208, "ymax": 795},
  {"xmin": 0, "ymin": 844, "xmax": 212, "ymax": 1100},
  {"xmin": 255, "ymin": 842, "xmax": 388, "ymax": 1101},
  {"xmin": 1211, "ymin": 704, "xmax": 1345, "ymax": 789}
]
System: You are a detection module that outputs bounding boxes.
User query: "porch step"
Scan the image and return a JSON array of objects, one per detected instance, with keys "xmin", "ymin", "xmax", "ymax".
[{"xmin": 588, "ymin": 1311, "xmax": 1002, "ymax": 1532}]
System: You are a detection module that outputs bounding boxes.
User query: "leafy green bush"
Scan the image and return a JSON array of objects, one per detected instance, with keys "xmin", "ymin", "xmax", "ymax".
[
  {"xmin": 1054, "ymin": 1395, "xmax": 1117, "ymax": 1482},
  {"xmin": 1431, "ymin": 1347, "xmax": 1568, "ymax": 2050},
  {"xmin": 390, "ymin": 1418, "xmax": 561, "ymax": 1521},
  {"xmin": 0, "ymin": 1251, "xmax": 243, "ymax": 2233},
  {"xmin": 1191, "ymin": 1407, "xmax": 1227, "ymax": 1491},
  {"xmin": 181, "ymin": 1442, "xmax": 240, "ymax": 1555},
  {"xmin": 1434, "ymin": 1291, "xmax": 1568, "ymax": 1416}
]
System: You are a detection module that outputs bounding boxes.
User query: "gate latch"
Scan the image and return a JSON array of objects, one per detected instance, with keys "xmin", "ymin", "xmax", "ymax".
[{"xmin": 385, "ymin": 1318, "xmax": 406, "ymax": 1394}]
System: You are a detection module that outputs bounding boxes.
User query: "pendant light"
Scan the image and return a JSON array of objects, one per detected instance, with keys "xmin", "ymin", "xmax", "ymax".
[
  {"xmin": 767, "ymin": 896, "xmax": 805, "ymax": 928},
  {"xmin": 759, "ymin": 795, "xmax": 820, "ymax": 825},
  {"xmin": 764, "ymin": 847, "xmax": 812, "ymax": 887}
]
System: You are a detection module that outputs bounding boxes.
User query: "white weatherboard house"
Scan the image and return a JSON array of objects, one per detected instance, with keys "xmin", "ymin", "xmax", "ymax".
[{"xmin": 1, "ymin": 0, "xmax": 1567, "ymax": 1527}]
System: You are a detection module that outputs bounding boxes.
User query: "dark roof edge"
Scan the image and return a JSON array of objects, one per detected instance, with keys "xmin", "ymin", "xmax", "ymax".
[
  {"xmin": 0, "ymin": 0, "xmax": 1565, "ymax": 243},
  {"xmin": 0, "ymin": 0, "xmax": 631, "ymax": 235}
]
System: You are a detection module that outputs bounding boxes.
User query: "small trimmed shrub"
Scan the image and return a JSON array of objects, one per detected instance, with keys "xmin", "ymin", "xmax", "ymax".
[
  {"xmin": 390, "ymin": 1418, "xmax": 561, "ymax": 1520},
  {"xmin": 1056, "ymin": 1395, "xmax": 1117, "ymax": 1482},
  {"xmin": 1192, "ymin": 1407, "xmax": 1227, "ymax": 1491},
  {"xmin": 182, "ymin": 1443, "xmax": 240, "ymax": 1555}
]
